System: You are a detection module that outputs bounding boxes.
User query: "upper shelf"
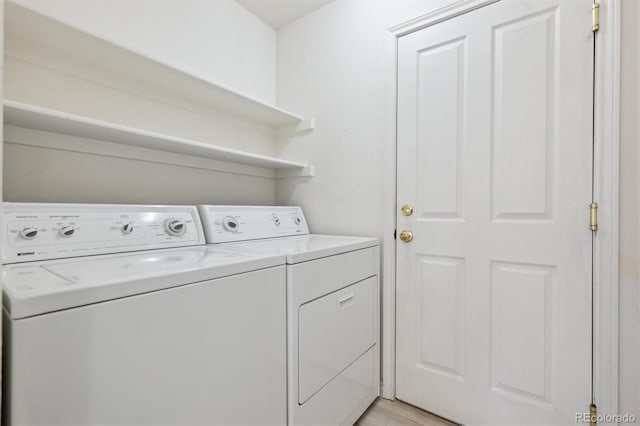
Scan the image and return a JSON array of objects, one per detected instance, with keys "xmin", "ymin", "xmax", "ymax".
[
  {"xmin": 4, "ymin": 100, "xmax": 312, "ymax": 177},
  {"xmin": 5, "ymin": 1, "xmax": 311, "ymax": 129}
]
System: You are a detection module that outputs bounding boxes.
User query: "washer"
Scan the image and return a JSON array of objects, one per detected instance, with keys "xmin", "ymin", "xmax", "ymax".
[
  {"xmin": 1, "ymin": 203, "xmax": 287, "ymax": 426},
  {"xmin": 198, "ymin": 205, "xmax": 380, "ymax": 426}
]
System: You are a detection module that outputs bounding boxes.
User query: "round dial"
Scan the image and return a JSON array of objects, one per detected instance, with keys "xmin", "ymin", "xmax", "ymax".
[
  {"xmin": 165, "ymin": 219, "xmax": 187, "ymax": 236},
  {"xmin": 19, "ymin": 227, "xmax": 39, "ymax": 240},
  {"xmin": 122, "ymin": 223, "xmax": 134, "ymax": 234},
  {"xmin": 223, "ymin": 216, "xmax": 239, "ymax": 233},
  {"xmin": 59, "ymin": 225, "xmax": 76, "ymax": 238},
  {"xmin": 274, "ymin": 217, "xmax": 281, "ymax": 226},
  {"xmin": 293, "ymin": 217, "xmax": 302, "ymax": 225}
]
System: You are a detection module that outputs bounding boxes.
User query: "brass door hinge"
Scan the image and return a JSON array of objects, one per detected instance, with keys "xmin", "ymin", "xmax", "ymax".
[
  {"xmin": 590, "ymin": 404, "xmax": 597, "ymax": 426},
  {"xmin": 590, "ymin": 203, "xmax": 598, "ymax": 231},
  {"xmin": 592, "ymin": 3, "xmax": 600, "ymax": 32}
]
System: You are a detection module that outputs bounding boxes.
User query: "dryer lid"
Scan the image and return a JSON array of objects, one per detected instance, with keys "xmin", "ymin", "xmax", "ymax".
[{"xmin": 221, "ymin": 234, "xmax": 379, "ymax": 264}]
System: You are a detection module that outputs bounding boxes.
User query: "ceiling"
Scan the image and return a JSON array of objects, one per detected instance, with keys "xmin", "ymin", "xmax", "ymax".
[{"xmin": 235, "ymin": 0, "xmax": 334, "ymax": 30}]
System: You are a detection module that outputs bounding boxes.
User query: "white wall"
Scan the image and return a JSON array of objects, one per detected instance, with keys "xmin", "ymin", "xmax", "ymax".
[
  {"xmin": 619, "ymin": 0, "xmax": 640, "ymax": 418},
  {"xmin": 3, "ymin": 143, "xmax": 275, "ymax": 205},
  {"xmin": 11, "ymin": 0, "xmax": 276, "ymax": 103},
  {"xmin": 275, "ymin": 0, "xmax": 453, "ymax": 237},
  {"xmin": 4, "ymin": 0, "xmax": 279, "ymax": 205}
]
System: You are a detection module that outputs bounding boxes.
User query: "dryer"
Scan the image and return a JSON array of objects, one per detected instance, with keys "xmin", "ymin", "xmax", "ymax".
[
  {"xmin": 1, "ymin": 203, "xmax": 287, "ymax": 426},
  {"xmin": 198, "ymin": 205, "xmax": 380, "ymax": 426}
]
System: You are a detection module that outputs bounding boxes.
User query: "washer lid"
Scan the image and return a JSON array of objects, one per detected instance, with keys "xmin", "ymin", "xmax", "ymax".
[
  {"xmin": 222, "ymin": 234, "xmax": 379, "ymax": 264},
  {"xmin": 2, "ymin": 246, "xmax": 285, "ymax": 319}
]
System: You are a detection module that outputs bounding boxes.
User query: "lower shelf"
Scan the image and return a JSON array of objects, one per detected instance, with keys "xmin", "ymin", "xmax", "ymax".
[{"xmin": 4, "ymin": 101, "xmax": 313, "ymax": 179}]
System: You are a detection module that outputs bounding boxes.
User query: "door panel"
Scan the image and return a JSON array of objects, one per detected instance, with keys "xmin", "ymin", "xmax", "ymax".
[
  {"xmin": 395, "ymin": 1, "xmax": 593, "ymax": 424},
  {"xmin": 492, "ymin": 9, "xmax": 556, "ymax": 220},
  {"xmin": 490, "ymin": 261, "xmax": 554, "ymax": 404},
  {"xmin": 416, "ymin": 37, "xmax": 465, "ymax": 220},
  {"xmin": 416, "ymin": 255, "xmax": 465, "ymax": 379}
]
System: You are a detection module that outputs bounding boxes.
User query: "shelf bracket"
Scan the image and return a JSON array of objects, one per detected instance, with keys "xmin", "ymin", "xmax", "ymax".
[
  {"xmin": 276, "ymin": 165, "xmax": 315, "ymax": 179},
  {"xmin": 296, "ymin": 118, "xmax": 315, "ymax": 132}
]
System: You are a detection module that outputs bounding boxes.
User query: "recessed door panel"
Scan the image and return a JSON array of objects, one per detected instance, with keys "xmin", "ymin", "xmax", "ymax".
[
  {"xmin": 490, "ymin": 261, "xmax": 553, "ymax": 405},
  {"xmin": 492, "ymin": 10, "xmax": 557, "ymax": 221},
  {"xmin": 416, "ymin": 255, "xmax": 464, "ymax": 379},
  {"xmin": 416, "ymin": 38, "xmax": 466, "ymax": 220}
]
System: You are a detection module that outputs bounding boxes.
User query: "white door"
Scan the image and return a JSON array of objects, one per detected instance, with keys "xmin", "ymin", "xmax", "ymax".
[{"xmin": 395, "ymin": 1, "xmax": 594, "ymax": 425}]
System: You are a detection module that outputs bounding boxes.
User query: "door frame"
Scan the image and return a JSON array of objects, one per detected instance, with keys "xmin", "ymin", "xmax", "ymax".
[{"xmin": 381, "ymin": 1, "xmax": 621, "ymax": 418}]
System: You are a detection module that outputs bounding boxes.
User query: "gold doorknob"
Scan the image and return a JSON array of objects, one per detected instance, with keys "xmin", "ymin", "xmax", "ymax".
[
  {"xmin": 399, "ymin": 230, "xmax": 413, "ymax": 243},
  {"xmin": 401, "ymin": 204, "xmax": 413, "ymax": 216}
]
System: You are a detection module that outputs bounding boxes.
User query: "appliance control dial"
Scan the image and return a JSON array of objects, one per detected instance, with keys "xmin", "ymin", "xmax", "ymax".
[
  {"xmin": 293, "ymin": 217, "xmax": 302, "ymax": 225},
  {"xmin": 59, "ymin": 225, "xmax": 76, "ymax": 238},
  {"xmin": 273, "ymin": 217, "xmax": 281, "ymax": 226},
  {"xmin": 165, "ymin": 219, "xmax": 186, "ymax": 236},
  {"xmin": 121, "ymin": 223, "xmax": 134, "ymax": 234},
  {"xmin": 19, "ymin": 227, "xmax": 39, "ymax": 240},
  {"xmin": 223, "ymin": 216, "xmax": 239, "ymax": 233}
]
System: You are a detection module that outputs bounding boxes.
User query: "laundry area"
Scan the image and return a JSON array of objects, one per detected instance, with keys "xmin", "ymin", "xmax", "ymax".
[{"xmin": 0, "ymin": 1, "xmax": 638, "ymax": 425}]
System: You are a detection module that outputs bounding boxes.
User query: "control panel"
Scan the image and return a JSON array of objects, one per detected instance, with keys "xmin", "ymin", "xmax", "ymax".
[
  {"xmin": 197, "ymin": 205, "xmax": 309, "ymax": 243},
  {"xmin": 2, "ymin": 203, "xmax": 205, "ymax": 264}
]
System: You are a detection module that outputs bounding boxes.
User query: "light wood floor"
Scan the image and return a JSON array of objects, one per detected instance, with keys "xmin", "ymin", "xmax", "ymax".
[{"xmin": 356, "ymin": 398, "xmax": 458, "ymax": 426}]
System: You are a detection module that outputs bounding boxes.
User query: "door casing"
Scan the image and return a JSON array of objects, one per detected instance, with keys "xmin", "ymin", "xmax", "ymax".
[{"xmin": 381, "ymin": 0, "xmax": 621, "ymax": 417}]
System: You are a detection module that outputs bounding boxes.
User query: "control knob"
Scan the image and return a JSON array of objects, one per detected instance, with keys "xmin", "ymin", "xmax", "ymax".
[
  {"xmin": 59, "ymin": 225, "xmax": 76, "ymax": 238},
  {"xmin": 223, "ymin": 216, "xmax": 239, "ymax": 233},
  {"xmin": 165, "ymin": 219, "xmax": 187, "ymax": 236},
  {"xmin": 122, "ymin": 223, "xmax": 134, "ymax": 234},
  {"xmin": 293, "ymin": 217, "xmax": 302, "ymax": 225},
  {"xmin": 19, "ymin": 227, "xmax": 39, "ymax": 240}
]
